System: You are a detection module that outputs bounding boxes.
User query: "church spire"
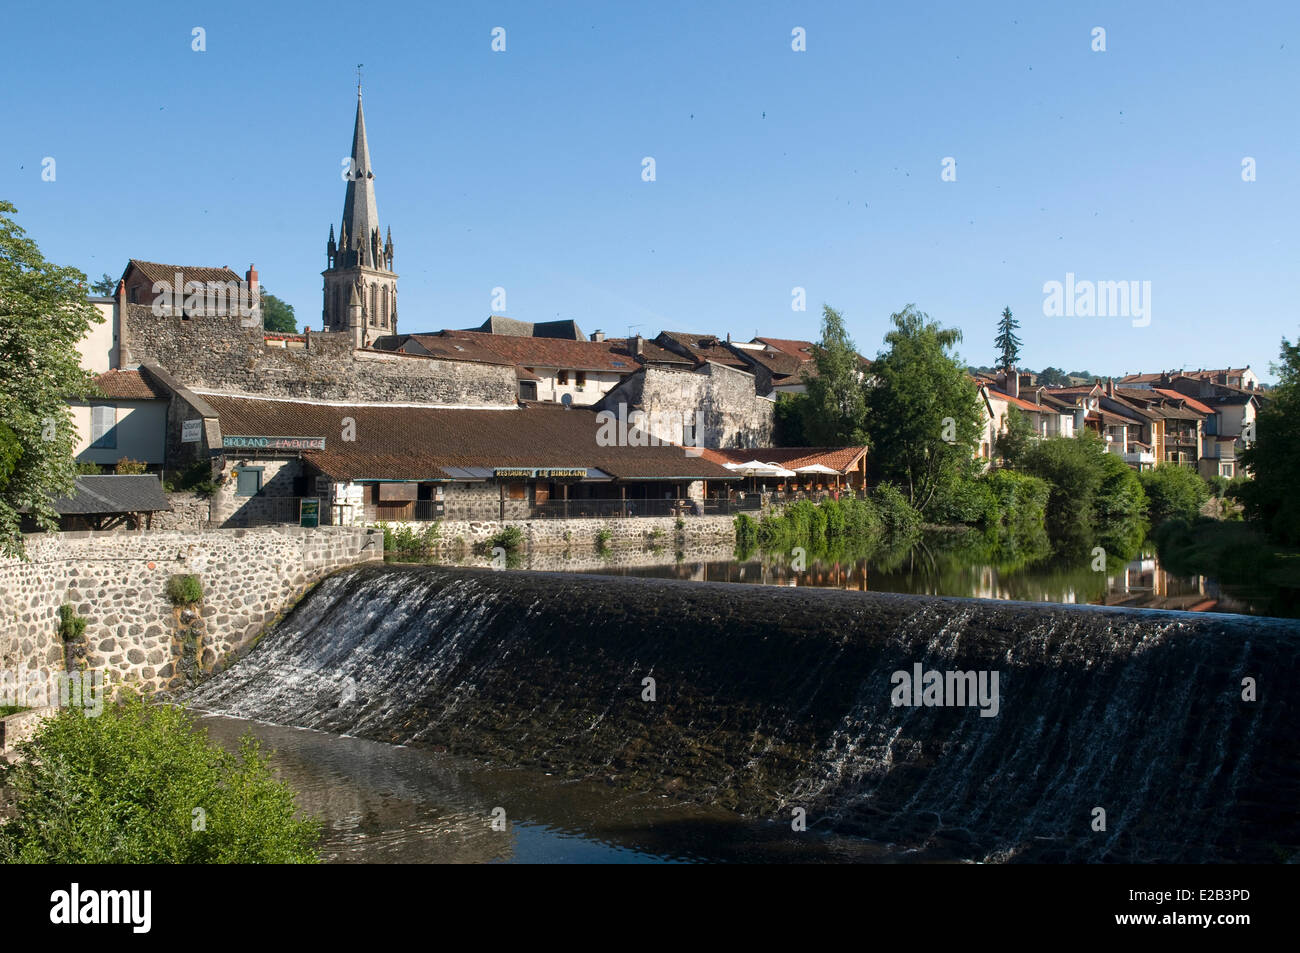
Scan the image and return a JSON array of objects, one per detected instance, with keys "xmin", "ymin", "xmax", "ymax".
[{"xmin": 341, "ymin": 87, "xmax": 381, "ymax": 269}]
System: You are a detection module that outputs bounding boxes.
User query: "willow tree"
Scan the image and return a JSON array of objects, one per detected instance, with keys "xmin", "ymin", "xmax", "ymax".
[
  {"xmin": 0, "ymin": 201, "xmax": 101, "ymax": 556},
  {"xmin": 864, "ymin": 305, "xmax": 982, "ymax": 510}
]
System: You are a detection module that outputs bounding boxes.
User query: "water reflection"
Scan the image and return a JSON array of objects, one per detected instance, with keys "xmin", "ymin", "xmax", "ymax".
[{"xmin": 559, "ymin": 537, "xmax": 1281, "ymax": 618}]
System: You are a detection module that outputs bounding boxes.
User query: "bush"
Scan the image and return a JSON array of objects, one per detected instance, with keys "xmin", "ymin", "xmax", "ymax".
[
  {"xmin": 166, "ymin": 574, "xmax": 203, "ymax": 606},
  {"xmin": 162, "ymin": 459, "xmax": 216, "ymax": 497},
  {"xmin": 114, "ymin": 458, "xmax": 147, "ymax": 475},
  {"xmin": 595, "ymin": 527, "xmax": 613, "ymax": 551},
  {"xmin": 734, "ymin": 513, "xmax": 759, "ymax": 549},
  {"xmin": 74, "ymin": 462, "xmax": 103, "ymax": 475},
  {"xmin": 0, "ymin": 694, "xmax": 321, "ymax": 863},
  {"xmin": 1140, "ymin": 464, "xmax": 1211, "ymax": 526},
  {"xmin": 57, "ymin": 603, "xmax": 86, "ymax": 642},
  {"xmin": 488, "ymin": 525, "xmax": 524, "ymax": 553},
  {"xmin": 871, "ymin": 483, "xmax": 922, "ymax": 539}
]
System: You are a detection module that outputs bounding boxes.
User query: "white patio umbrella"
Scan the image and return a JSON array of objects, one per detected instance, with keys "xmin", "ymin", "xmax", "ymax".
[{"xmin": 792, "ymin": 463, "xmax": 839, "ymax": 475}]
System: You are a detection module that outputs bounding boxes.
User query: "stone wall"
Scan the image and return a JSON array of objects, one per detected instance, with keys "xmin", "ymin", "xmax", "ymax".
[
  {"xmin": 0, "ymin": 526, "xmax": 382, "ymax": 699},
  {"xmin": 122, "ymin": 305, "xmax": 517, "ymax": 405},
  {"xmin": 149, "ymin": 492, "xmax": 212, "ymax": 530},
  {"xmin": 384, "ymin": 514, "xmax": 737, "ymax": 556},
  {"xmin": 599, "ymin": 363, "xmax": 775, "ymax": 449}
]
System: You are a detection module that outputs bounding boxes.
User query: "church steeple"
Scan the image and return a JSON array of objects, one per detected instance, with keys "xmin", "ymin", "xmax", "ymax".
[{"xmin": 322, "ymin": 82, "xmax": 397, "ymax": 346}]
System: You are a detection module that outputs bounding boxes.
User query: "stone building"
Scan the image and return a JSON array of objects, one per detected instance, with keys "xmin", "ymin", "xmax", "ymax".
[{"xmin": 321, "ymin": 87, "xmax": 397, "ymax": 347}]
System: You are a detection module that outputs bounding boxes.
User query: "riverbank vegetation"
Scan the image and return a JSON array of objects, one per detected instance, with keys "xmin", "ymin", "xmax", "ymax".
[{"xmin": 0, "ymin": 693, "xmax": 320, "ymax": 863}]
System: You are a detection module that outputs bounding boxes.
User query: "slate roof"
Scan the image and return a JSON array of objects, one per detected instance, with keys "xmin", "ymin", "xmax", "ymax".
[
  {"xmin": 700, "ymin": 446, "xmax": 868, "ymax": 474},
  {"xmin": 205, "ymin": 395, "xmax": 739, "ymax": 483},
  {"xmin": 436, "ymin": 330, "xmax": 649, "ymax": 373},
  {"xmin": 89, "ymin": 369, "xmax": 169, "ymax": 400},
  {"xmin": 461, "ymin": 316, "xmax": 587, "ymax": 340},
  {"xmin": 49, "ymin": 475, "xmax": 170, "ymax": 515}
]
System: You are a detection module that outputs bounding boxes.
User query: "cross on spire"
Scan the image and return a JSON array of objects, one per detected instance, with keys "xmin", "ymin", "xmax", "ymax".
[{"xmin": 356, "ymin": 63, "xmax": 363, "ymax": 98}]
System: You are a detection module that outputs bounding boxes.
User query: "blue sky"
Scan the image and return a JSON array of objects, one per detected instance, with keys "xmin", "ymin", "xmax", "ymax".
[{"xmin": 3, "ymin": 0, "xmax": 1297, "ymax": 380}]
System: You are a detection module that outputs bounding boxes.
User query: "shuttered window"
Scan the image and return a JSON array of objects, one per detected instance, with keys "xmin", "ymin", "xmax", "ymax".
[{"xmin": 90, "ymin": 405, "xmax": 116, "ymax": 449}]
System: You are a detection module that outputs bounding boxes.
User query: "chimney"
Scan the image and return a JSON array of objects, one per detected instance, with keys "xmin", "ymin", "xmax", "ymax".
[
  {"xmin": 245, "ymin": 264, "xmax": 259, "ymax": 301},
  {"xmin": 1106, "ymin": 378, "xmax": 1115, "ymax": 398},
  {"xmin": 632, "ymin": 334, "xmax": 644, "ymax": 356},
  {"xmin": 1007, "ymin": 367, "xmax": 1019, "ymax": 399},
  {"xmin": 592, "ymin": 329, "xmax": 605, "ymax": 342}
]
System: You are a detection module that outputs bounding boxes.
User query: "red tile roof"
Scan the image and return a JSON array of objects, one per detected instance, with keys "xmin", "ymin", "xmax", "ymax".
[
  {"xmin": 437, "ymin": 330, "xmax": 649, "ymax": 372},
  {"xmin": 754, "ymin": 337, "xmax": 816, "ymax": 360},
  {"xmin": 91, "ymin": 369, "xmax": 169, "ymax": 400},
  {"xmin": 204, "ymin": 395, "xmax": 739, "ymax": 483},
  {"xmin": 657, "ymin": 331, "xmax": 753, "ymax": 369},
  {"xmin": 1152, "ymin": 388, "xmax": 1215, "ymax": 415}
]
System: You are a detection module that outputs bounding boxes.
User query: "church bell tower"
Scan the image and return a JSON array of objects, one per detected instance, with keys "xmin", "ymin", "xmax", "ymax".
[{"xmin": 322, "ymin": 81, "xmax": 397, "ymax": 347}]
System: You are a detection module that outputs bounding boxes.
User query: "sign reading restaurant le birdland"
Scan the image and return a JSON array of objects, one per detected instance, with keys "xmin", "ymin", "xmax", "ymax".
[
  {"xmin": 222, "ymin": 435, "xmax": 326, "ymax": 451},
  {"xmin": 493, "ymin": 468, "xmax": 587, "ymax": 479}
]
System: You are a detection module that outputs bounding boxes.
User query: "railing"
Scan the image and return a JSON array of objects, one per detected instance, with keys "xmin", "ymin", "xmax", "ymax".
[
  {"xmin": 524, "ymin": 499, "xmax": 706, "ymax": 519},
  {"xmin": 363, "ymin": 500, "xmax": 444, "ymax": 522},
  {"xmin": 224, "ymin": 495, "xmax": 325, "ymax": 527}
]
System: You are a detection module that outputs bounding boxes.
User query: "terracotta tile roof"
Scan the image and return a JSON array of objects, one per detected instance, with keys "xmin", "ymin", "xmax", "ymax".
[
  {"xmin": 753, "ymin": 337, "xmax": 816, "ymax": 360},
  {"xmin": 700, "ymin": 446, "xmax": 867, "ymax": 474},
  {"xmin": 90, "ymin": 369, "xmax": 169, "ymax": 400},
  {"xmin": 126, "ymin": 260, "xmax": 243, "ymax": 287},
  {"xmin": 204, "ymin": 395, "xmax": 739, "ymax": 483},
  {"xmin": 657, "ymin": 331, "xmax": 753, "ymax": 369},
  {"xmin": 1152, "ymin": 388, "xmax": 1214, "ymax": 415},
  {"xmin": 437, "ymin": 330, "xmax": 647, "ymax": 372},
  {"xmin": 985, "ymin": 389, "xmax": 1044, "ymax": 413},
  {"xmin": 377, "ymin": 333, "xmax": 514, "ymax": 366}
]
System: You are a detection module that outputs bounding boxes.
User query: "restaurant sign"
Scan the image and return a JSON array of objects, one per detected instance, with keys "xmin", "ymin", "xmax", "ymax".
[
  {"xmin": 494, "ymin": 467, "xmax": 587, "ymax": 479},
  {"xmin": 222, "ymin": 435, "xmax": 326, "ymax": 451}
]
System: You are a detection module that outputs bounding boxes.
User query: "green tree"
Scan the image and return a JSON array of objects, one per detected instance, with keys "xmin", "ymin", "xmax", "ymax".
[
  {"xmin": 0, "ymin": 694, "xmax": 321, "ymax": 863},
  {"xmin": 995, "ymin": 404, "xmax": 1036, "ymax": 467},
  {"xmin": 1036, "ymin": 366, "xmax": 1070, "ymax": 387},
  {"xmin": 1139, "ymin": 463, "xmax": 1211, "ymax": 527},
  {"xmin": 864, "ymin": 305, "xmax": 983, "ymax": 510},
  {"xmin": 90, "ymin": 272, "xmax": 117, "ymax": 296},
  {"xmin": 260, "ymin": 288, "xmax": 297, "ymax": 333},
  {"xmin": 1022, "ymin": 433, "xmax": 1107, "ymax": 556},
  {"xmin": 1239, "ymin": 335, "xmax": 1300, "ymax": 543},
  {"xmin": 994, "ymin": 306, "xmax": 1021, "ymax": 369},
  {"xmin": 1095, "ymin": 452, "xmax": 1149, "ymax": 558},
  {"xmin": 0, "ymin": 201, "xmax": 102, "ymax": 556},
  {"xmin": 797, "ymin": 305, "xmax": 869, "ymax": 445}
]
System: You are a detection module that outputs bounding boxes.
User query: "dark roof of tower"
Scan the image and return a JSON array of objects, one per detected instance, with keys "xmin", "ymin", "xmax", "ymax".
[{"xmin": 340, "ymin": 92, "xmax": 381, "ymax": 268}]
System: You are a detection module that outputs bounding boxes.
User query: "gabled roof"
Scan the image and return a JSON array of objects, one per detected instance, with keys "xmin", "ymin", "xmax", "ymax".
[
  {"xmin": 753, "ymin": 337, "xmax": 816, "ymax": 360},
  {"xmin": 1152, "ymin": 388, "xmax": 1215, "ymax": 415},
  {"xmin": 438, "ymin": 330, "xmax": 646, "ymax": 372},
  {"xmin": 89, "ymin": 369, "xmax": 169, "ymax": 400},
  {"xmin": 204, "ymin": 394, "xmax": 738, "ymax": 483},
  {"xmin": 984, "ymin": 388, "xmax": 1046, "ymax": 413},
  {"xmin": 49, "ymin": 475, "xmax": 170, "ymax": 515},
  {"xmin": 656, "ymin": 331, "xmax": 752, "ymax": 369},
  {"xmin": 124, "ymin": 260, "xmax": 242, "ymax": 287}
]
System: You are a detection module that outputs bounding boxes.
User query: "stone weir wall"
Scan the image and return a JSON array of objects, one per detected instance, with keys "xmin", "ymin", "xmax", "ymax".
[
  {"xmin": 0, "ymin": 527, "xmax": 382, "ymax": 698},
  {"xmin": 384, "ymin": 514, "xmax": 739, "ymax": 557}
]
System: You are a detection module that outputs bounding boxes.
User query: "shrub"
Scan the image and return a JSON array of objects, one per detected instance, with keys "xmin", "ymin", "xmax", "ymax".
[
  {"xmin": 871, "ymin": 483, "xmax": 922, "ymax": 539},
  {"xmin": 166, "ymin": 574, "xmax": 203, "ymax": 606},
  {"xmin": 1140, "ymin": 464, "xmax": 1211, "ymax": 527},
  {"xmin": 0, "ymin": 694, "xmax": 321, "ymax": 863},
  {"xmin": 74, "ymin": 462, "xmax": 103, "ymax": 475},
  {"xmin": 57, "ymin": 603, "xmax": 87, "ymax": 643},
  {"xmin": 734, "ymin": 513, "xmax": 759, "ymax": 548},
  {"xmin": 595, "ymin": 527, "xmax": 613, "ymax": 551},
  {"xmin": 162, "ymin": 459, "xmax": 216, "ymax": 497},
  {"xmin": 114, "ymin": 458, "xmax": 147, "ymax": 475},
  {"xmin": 488, "ymin": 525, "xmax": 524, "ymax": 553}
]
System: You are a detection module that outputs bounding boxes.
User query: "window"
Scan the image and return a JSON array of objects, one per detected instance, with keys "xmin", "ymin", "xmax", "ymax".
[
  {"xmin": 90, "ymin": 405, "xmax": 116, "ymax": 449},
  {"xmin": 235, "ymin": 467, "xmax": 263, "ymax": 496},
  {"xmin": 507, "ymin": 483, "xmax": 526, "ymax": 500},
  {"xmin": 556, "ymin": 370, "xmax": 569, "ymax": 385},
  {"xmin": 575, "ymin": 371, "xmax": 587, "ymax": 389},
  {"xmin": 519, "ymin": 381, "xmax": 538, "ymax": 400}
]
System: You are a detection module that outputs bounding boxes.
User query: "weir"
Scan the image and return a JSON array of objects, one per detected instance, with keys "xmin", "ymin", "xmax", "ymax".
[{"xmin": 187, "ymin": 566, "xmax": 1300, "ymax": 862}]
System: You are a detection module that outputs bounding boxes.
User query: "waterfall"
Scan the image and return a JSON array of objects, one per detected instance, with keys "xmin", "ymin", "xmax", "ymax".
[{"xmin": 188, "ymin": 566, "xmax": 1300, "ymax": 862}]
